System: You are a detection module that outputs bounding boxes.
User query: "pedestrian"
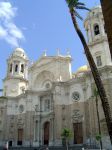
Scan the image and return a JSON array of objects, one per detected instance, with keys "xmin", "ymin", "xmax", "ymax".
[
  {"xmin": 3, "ymin": 141, "xmax": 8, "ymax": 150},
  {"xmin": 46, "ymin": 146, "xmax": 49, "ymax": 150}
]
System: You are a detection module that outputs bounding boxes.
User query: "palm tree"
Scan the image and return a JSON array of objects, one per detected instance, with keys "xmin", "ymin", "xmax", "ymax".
[
  {"xmin": 65, "ymin": 0, "xmax": 112, "ymax": 144},
  {"xmin": 61, "ymin": 128, "xmax": 72, "ymax": 150},
  {"xmin": 94, "ymin": 88, "xmax": 103, "ymax": 149}
]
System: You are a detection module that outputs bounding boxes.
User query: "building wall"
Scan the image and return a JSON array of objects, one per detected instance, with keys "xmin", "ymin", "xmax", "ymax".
[{"xmin": 101, "ymin": 0, "xmax": 112, "ymax": 58}]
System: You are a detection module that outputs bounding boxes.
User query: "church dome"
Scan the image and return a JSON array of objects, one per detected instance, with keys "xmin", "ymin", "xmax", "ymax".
[
  {"xmin": 77, "ymin": 65, "xmax": 88, "ymax": 73},
  {"xmin": 15, "ymin": 48, "xmax": 25, "ymax": 53},
  {"xmin": 11, "ymin": 47, "xmax": 28, "ymax": 59}
]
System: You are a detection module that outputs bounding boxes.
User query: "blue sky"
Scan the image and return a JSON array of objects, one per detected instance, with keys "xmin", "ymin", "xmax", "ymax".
[{"xmin": 0, "ymin": 0, "xmax": 100, "ymax": 90}]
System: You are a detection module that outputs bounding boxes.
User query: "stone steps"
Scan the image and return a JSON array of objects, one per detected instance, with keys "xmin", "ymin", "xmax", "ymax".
[{"xmin": 0, "ymin": 145, "xmax": 99, "ymax": 150}]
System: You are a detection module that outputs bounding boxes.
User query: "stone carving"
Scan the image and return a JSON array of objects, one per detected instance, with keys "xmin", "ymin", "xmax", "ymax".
[
  {"xmin": 55, "ymin": 86, "xmax": 61, "ymax": 95},
  {"xmin": 17, "ymin": 118, "xmax": 24, "ymax": 128},
  {"xmin": 34, "ymin": 105, "xmax": 39, "ymax": 112},
  {"xmin": 72, "ymin": 109, "xmax": 83, "ymax": 122}
]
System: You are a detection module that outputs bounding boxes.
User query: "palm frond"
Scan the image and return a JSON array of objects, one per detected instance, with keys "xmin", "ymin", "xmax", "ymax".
[
  {"xmin": 66, "ymin": 0, "xmax": 90, "ymax": 19},
  {"xmin": 66, "ymin": 0, "xmax": 79, "ymax": 8},
  {"xmin": 76, "ymin": 6, "xmax": 90, "ymax": 11},
  {"xmin": 77, "ymin": 2, "xmax": 85, "ymax": 6},
  {"xmin": 74, "ymin": 10, "xmax": 83, "ymax": 20}
]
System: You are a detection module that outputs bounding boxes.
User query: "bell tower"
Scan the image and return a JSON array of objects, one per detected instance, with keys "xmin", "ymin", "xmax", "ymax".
[
  {"xmin": 84, "ymin": 6, "xmax": 112, "ymax": 67},
  {"xmin": 3, "ymin": 48, "xmax": 29, "ymax": 97}
]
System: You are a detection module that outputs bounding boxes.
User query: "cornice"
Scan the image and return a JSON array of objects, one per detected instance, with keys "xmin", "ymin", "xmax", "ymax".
[
  {"xmin": 29, "ymin": 55, "xmax": 72, "ymax": 72},
  {"xmin": 88, "ymin": 36, "xmax": 108, "ymax": 47},
  {"xmin": 25, "ymin": 89, "xmax": 53, "ymax": 97},
  {"xmin": 3, "ymin": 76, "xmax": 28, "ymax": 83}
]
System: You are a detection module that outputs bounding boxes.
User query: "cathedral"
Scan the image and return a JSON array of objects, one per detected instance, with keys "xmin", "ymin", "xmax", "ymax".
[{"xmin": 0, "ymin": 6, "xmax": 112, "ymax": 149}]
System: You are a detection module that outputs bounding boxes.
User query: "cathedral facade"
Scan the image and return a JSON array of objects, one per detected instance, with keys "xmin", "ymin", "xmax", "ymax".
[{"xmin": 0, "ymin": 6, "xmax": 112, "ymax": 149}]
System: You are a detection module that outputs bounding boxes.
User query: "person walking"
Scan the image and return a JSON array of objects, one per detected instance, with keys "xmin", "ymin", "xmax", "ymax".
[{"xmin": 3, "ymin": 141, "xmax": 8, "ymax": 150}]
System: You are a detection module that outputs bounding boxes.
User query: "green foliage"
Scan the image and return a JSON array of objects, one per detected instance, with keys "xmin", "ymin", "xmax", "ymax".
[
  {"xmin": 95, "ymin": 134, "xmax": 102, "ymax": 141},
  {"xmin": 0, "ymin": 96, "xmax": 7, "ymax": 99},
  {"xmin": 66, "ymin": 0, "xmax": 79, "ymax": 8},
  {"xmin": 65, "ymin": 0, "xmax": 90, "ymax": 20},
  {"xmin": 93, "ymin": 88, "xmax": 99, "ymax": 97},
  {"xmin": 61, "ymin": 128, "xmax": 72, "ymax": 140}
]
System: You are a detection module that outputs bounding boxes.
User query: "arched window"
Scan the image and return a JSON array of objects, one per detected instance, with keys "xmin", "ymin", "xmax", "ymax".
[
  {"xmin": 15, "ymin": 64, "xmax": 18, "ymax": 72},
  {"xmin": 94, "ymin": 24, "xmax": 100, "ymax": 35},
  {"xmin": 10, "ymin": 64, "xmax": 12, "ymax": 72},
  {"xmin": 96, "ymin": 56, "xmax": 102, "ymax": 66},
  {"xmin": 21, "ymin": 64, "xmax": 24, "ymax": 73}
]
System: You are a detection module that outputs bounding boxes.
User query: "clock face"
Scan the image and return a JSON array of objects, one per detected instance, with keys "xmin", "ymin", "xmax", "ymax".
[{"xmin": 72, "ymin": 92, "xmax": 80, "ymax": 101}]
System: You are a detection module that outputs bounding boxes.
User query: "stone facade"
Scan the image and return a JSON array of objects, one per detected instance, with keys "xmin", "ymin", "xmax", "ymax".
[{"xmin": 0, "ymin": 6, "xmax": 112, "ymax": 149}]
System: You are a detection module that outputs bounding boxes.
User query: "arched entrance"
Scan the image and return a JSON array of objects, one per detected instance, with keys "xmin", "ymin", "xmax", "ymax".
[
  {"xmin": 17, "ymin": 129, "xmax": 23, "ymax": 146},
  {"xmin": 73, "ymin": 123, "xmax": 83, "ymax": 144},
  {"xmin": 44, "ymin": 122, "xmax": 50, "ymax": 145}
]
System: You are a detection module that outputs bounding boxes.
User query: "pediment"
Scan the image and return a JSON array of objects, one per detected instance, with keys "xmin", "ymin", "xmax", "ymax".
[{"xmin": 29, "ymin": 56, "xmax": 54, "ymax": 70}]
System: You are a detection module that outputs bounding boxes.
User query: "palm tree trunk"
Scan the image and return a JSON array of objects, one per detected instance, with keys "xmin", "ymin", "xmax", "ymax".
[
  {"xmin": 95, "ymin": 95, "xmax": 103, "ymax": 149},
  {"xmin": 69, "ymin": 9, "xmax": 112, "ymax": 144}
]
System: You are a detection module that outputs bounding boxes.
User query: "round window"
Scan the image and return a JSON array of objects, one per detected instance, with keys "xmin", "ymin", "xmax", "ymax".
[
  {"xmin": 72, "ymin": 92, "xmax": 80, "ymax": 101},
  {"xmin": 44, "ymin": 81, "xmax": 52, "ymax": 89}
]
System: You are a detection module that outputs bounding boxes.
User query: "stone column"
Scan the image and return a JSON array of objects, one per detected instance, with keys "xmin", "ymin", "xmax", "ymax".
[
  {"xmin": 18, "ymin": 62, "xmax": 21, "ymax": 75},
  {"xmin": 49, "ymin": 118, "xmax": 54, "ymax": 146}
]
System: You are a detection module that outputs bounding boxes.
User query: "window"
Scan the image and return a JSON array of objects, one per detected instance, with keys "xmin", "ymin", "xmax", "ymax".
[
  {"xmin": 15, "ymin": 64, "xmax": 18, "ymax": 72},
  {"xmin": 45, "ymin": 99, "xmax": 50, "ymax": 111},
  {"xmin": 94, "ymin": 24, "xmax": 100, "ymax": 35},
  {"xmin": 21, "ymin": 64, "xmax": 24, "ymax": 73},
  {"xmin": 10, "ymin": 64, "xmax": 12, "ymax": 72},
  {"xmin": 72, "ymin": 92, "xmax": 80, "ymax": 101},
  {"xmin": 19, "ymin": 105, "xmax": 24, "ymax": 113},
  {"xmin": 96, "ymin": 56, "xmax": 102, "ymax": 66}
]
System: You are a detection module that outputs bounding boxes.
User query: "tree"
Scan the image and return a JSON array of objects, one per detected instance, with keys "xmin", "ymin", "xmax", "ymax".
[
  {"xmin": 65, "ymin": 0, "xmax": 112, "ymax": 144},
  {"xmin": 61, "ymin": 128, "xmax": 72, "ymax": 150},
  {"xmin": 95, "ymin": 133, "xmax": 102, "ymax": 149},
  {"xmin": 94, "ymin": 88, "xmax": 103, "ymax": 150}
]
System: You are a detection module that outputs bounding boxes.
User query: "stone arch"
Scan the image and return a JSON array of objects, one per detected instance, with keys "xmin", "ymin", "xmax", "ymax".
[{"xmin": 33, "ymin": 70, "xmax": 54, "ymax": 89}]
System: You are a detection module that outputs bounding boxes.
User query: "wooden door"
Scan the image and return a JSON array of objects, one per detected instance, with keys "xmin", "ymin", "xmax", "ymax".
[
  {"xmin": 18, "ymin": 129, "xmax": 23, "ymax": 145},
  {"xmin": 44, "ymin": 122, "xmax": 50, "ymax": 145},
  {"xmin": 73, "ymin": 123, "xmax": 83, "ymax": 144}
]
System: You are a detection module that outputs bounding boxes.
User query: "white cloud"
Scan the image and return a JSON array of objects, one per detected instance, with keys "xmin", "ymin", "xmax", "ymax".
[
  {"xmin": 6, "ymin": 23, "xmax": 24, "ymax": 39},
  {"xmin": 0, "ymin": 1, "xmax": 25, "ymax": 47},
  {"xmin": 0, "ymin": 26, "xmax": 7, "ymax": 37}
]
